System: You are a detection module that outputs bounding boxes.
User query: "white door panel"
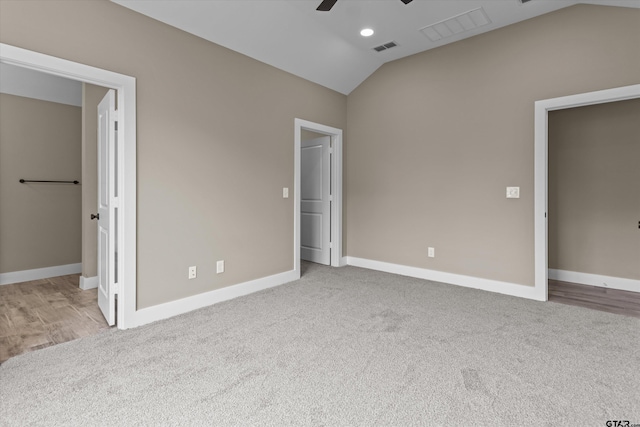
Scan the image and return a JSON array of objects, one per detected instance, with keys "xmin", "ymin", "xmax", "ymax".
[
  {"xmin": 301, "ymin": 146, "xmax": 323, "ymax": 200},
  {"xmin": 301, "ymin": 136, "xmax": 330, "ymax": 265},
  {"xmin": 97, "ymin": 89, "xmax": 117, "ymax": 326},
  {"xmin": 301, "ymin": 213, "xmax": 323, "ymax": 249}
]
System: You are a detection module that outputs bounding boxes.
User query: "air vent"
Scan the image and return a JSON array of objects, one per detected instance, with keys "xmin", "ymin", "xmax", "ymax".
[
  {"xmin": 372, "ymin": 41, "xmax": 398, "ymax": 52},
  {"xmin": 419, "ymin": 7, "xmax": 491, "ymax": 42}
]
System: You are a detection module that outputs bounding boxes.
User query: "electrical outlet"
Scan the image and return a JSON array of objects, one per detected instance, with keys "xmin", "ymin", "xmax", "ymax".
[
  {"xmin": 283, "ymin": 187, "xmax": 289, "ymax": 198},
  {"xmin": 188, "ymin": 266, "xmax": 197, "ymax": 279},
  {"xmin": 428, "ymin": 247, "xmax": 435, "ymax": 258},
  {"xmin": 216, "ymin": 260, "xmax": 225, "ymax": 274}
]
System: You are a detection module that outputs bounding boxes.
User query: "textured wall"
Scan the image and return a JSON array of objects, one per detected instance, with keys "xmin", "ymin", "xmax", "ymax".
[
  {"xmin": 0, "ymin": 0, "xmax": 346, "ymax": 307},
  {"xmin": 0, "ymin": 94, "xmax": 82, "ymax": 273},
  {"xmin": 346, "ymin": 5, "xmax": 640, "ymax": 286}
]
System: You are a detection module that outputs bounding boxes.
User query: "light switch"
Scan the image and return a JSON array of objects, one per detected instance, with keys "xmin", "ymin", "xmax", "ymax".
[
  {"xmin": 506, "ymin": 187, "xmax": 520, "ymax": 199},
  {"xmin": 283, "ymin": 187, "xmax": 289, "ymax": 198}
]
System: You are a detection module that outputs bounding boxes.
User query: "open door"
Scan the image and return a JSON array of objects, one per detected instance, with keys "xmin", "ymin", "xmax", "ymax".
[
  {"xmin": 96, "ymin": 90, "xmax": 117, "ymax": 325},
  {"xmin": 301, "ymin": 136, "xmax": 331, "ymax": 265}
]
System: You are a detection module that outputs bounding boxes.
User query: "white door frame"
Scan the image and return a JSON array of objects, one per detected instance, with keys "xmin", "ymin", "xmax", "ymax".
[
  {"xmin": 533, "ymin": 83, "xmax": 640, "ymax": 301},
  {"xmin": 294, "ymin": 119, "xmax": 344, "ymax": 276},
  {"xmin": 0, "ymin": 43, "xmax": 137, "ymax": 329}
]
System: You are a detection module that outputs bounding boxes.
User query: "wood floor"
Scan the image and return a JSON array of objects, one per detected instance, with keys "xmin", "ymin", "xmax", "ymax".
[
  {"xmin": 549, "ymin": 279, "xmax": 640, "ymax": 318},
  {"xmin": 0, "ymin": 274, "xmax": 111, "ymax": 364}
]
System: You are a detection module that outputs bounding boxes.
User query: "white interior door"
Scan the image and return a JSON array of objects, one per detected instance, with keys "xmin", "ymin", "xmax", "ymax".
[
  {"xmin": 301, "ymin": 136, "xmax": 331, "ymax": 265},
  {"xmin": 96, "ymin": 90, "xmax": 117, "ymax": 326}
]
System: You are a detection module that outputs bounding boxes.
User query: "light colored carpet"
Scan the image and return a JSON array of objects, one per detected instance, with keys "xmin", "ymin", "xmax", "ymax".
[{"xmin": 1, "ymin": 263, "xmax": 638, "ymax": 426}]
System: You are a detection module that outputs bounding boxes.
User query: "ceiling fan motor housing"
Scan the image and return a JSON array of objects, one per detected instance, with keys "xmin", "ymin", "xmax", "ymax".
[{"xmin": 317, "ymin": 0, "xmax": 412, "ymax": 12}]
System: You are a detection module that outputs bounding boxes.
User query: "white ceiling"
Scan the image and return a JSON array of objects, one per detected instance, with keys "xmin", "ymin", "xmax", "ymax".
[
  {"xmin": 0, "ymin": 63, "xmax": 82, "ymax": 106},
  {"xmin": 113, "ymin": 0, "xmax": 639, "ymax": 95}
]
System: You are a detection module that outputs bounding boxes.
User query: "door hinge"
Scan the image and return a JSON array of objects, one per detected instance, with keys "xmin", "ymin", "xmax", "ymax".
[
  {"xmin": 329, "ymin": 242, "xmax": 333, "ymax": 249},
  {"xmin": 329, "ymin": 148, "xmax": 334, "ymax": 154}
]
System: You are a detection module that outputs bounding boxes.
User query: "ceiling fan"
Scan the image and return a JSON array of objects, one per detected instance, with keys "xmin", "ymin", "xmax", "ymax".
[{"xmin": 317, "ymin": 0, "xmax": 413, "ymax": 12}]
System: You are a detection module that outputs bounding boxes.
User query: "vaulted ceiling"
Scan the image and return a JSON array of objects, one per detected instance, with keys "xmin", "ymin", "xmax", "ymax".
[{"xmin": 113, "ymin": 0, "xmax": 639, "ymax": 94}]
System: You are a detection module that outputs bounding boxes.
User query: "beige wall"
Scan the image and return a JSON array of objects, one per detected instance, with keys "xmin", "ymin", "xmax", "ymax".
[
  {"xmin": 0, "ymin": 93, "xmax": 82, "ymax": 273},
  {"xmin": 548, "ymin": 99, "xmax": 640, "ymax": 280},
  {"xmin": 346, "ymin": 5, "xmax": 640, "ymax": 287},
  {"xmin": 3, "ymin": 1, "xmax": 635, "ymax": 305},
  {"xmin": 81, "ymin": 83, "xmax": 109, "ymax": 279},
  {"xmin": 0, "ymin": 0, "xmax": 346, "ymax": 308},
  {"xmin": 301, "ymin": 130, "xmax": 326, "ymax": 141}
]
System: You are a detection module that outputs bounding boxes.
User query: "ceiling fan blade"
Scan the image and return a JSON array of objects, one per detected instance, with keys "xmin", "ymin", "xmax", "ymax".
[
  {"xmin": 401, "ymin": 0, "xmax": 413, "ymax": 4},
  {"xmin": 317, "ymin": 0, "xmax": 338, "ymax": 11}
]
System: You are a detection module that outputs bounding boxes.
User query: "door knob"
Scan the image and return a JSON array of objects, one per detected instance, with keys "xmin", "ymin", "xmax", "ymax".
[{"xmin": 91, "ymin": 213, "xmax": 100, "ymax": 220}]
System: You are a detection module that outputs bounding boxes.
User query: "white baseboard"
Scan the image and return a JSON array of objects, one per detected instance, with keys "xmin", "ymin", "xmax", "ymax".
[
  {"xmin": 0, "ymin": 263, "xmax": 82, "ymax": 286},
  {"xmin": 548, "ymin": 269, "xmax": 639, "ymax": 293},
  {"xmin": 346, "ymin": 257, "xmax": 545, "ymax": 301},
  {"xmin": 131, "ymin": 269, "xmax": 299, "ymax": 328},
  {"xmin": 79, "ymin": 275, "xmax": 99, "ymax": 290}
]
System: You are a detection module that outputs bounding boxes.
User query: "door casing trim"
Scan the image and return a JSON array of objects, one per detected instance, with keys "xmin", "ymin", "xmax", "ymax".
[
  {"xmin": 0, "ymin": 43, "xmax": 137, "ymax": 329},
  {"xmin": 534, "ymin": 83, "xmax": 640, "ymax": 301},
  {"xmin": 294, "ymin": 119, "xmax": 344, "ymax": 274}
]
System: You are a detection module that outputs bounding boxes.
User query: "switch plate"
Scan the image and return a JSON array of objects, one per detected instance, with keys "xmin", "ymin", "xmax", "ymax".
[
  {"xmin": 188, "ymin": 266, "xmax": 197, "ymax": 279},
  {"xmin": 428, "ymin": 247, "xmax": 435, "ymax": 258},
  {"xmin": 283, "ymin": 187, "xmax": 289, "ymax": 198},
  {"xmin": 506, "ymin": 187, "xmax": 520, "ymax": 199},
  {"xmin": 216, "ymin": 260, "xmax": 225, "ymax": 274}
]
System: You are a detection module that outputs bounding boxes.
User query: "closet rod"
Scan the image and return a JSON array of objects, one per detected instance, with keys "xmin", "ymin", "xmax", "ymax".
[{"xmin": 19, "ymin": 179, "xmax": 80, "ymax": 185}]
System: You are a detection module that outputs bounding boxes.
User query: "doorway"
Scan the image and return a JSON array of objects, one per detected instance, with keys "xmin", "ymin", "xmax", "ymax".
[
  {"xmin": 0, "ymin": 63, "xmax": 84, "ymax": 284},
  {"xmin": 300, "ymin": 132, "xmax": 331, "ymax": 265},
  {"xmin": 0, "ymin": 43, "xmax": 137, "ymax": 329},
  {"xmin": 533, "ymin": 83, "xmax": 640, "ymax": 302},
  {"xmin": 546, "ymin": 98, "xmax": 640, "ymax": 316},
  {"xmin": 294, "ymin": 119, "xmax": 343, "ymax": 277},
  {"xmin": 0, "ymin": 68, "xmax": 115, "ymax": 360}
]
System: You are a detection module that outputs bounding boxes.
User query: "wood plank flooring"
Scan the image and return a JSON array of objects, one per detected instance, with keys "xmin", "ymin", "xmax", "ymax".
[
  {"xmin": 549, "ymin": 279, "xmax": 640, "ymax": 318},
  {"xmin": 0, "ymin": 274, "xmax": 111, "ymax": 364}
]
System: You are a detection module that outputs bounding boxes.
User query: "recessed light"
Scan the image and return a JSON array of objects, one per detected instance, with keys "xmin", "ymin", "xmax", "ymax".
[{"xmin": 360, "ymin": 28, "xmax": 374, "ymax": 37}]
